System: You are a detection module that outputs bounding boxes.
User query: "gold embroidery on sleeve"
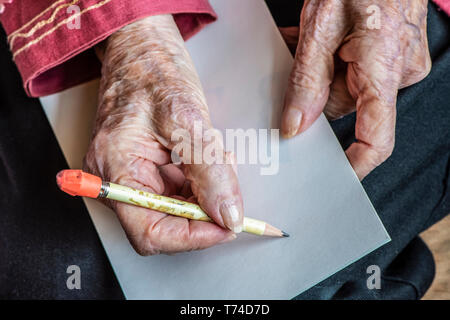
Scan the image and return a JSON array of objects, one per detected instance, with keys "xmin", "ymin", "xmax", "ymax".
[
  {"xmin": 12, "ymin": 0, "xmax": 114, "ymax": 59},
  {"xmin": 8, "ymin": 0, "xmax": 69, "ymax": 41},
  {"xmin": 9, "ymin": 0, "xmax": 83, "ymax": 48}
]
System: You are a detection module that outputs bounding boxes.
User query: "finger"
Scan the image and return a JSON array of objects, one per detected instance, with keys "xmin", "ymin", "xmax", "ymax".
[
  {"xmin": 323, "ymin": 70, "xmax": 356, "ymax": 120},
  {"xmin": 113, "ymin": 180, "xmax": 236, "ymax": 256},
  {"xmin": 155, "ymin": 217, "xmax": 236, "ymax": 253},
  {"xmin": 126, "ymin": 157, "xmax": 166, "ymax": 194},
  {"xmin": 158, "ymin": 163, "xmax": 185, "ymax": 196},
  {"xmin": 136, "ymin": 139, "xmax": 172, "ymax": 166},
  {"xmin": 0, "ymin": 4, "xmax": 4, "ymax": 14},
  {"xmin": 345, "ymin": 93, "xmax": 397, "ymax": 180},
  {"xmin": 281, "ymin": 1, "xmax": 349, "ymax": 138},
  {"xmin": 341, "ymin": 55, "xmax": 402, "ymax": 180}
]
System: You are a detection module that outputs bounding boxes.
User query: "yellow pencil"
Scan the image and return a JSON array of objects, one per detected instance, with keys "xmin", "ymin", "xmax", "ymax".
[{"xmin": 56, "ymin": 170, "xmax": 289, "ymax": 237}]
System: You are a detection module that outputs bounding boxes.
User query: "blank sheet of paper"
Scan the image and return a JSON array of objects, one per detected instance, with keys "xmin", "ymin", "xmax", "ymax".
[{"xmin": 41, "ymin": 0, "xmax": 390, "ymax": 299}]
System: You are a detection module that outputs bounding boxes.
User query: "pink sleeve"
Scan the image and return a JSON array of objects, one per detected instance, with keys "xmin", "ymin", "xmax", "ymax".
[
  {"xmin": 433, "ymin": 0, "xmax": 450, "ymax": 16},
  {"xmin": 0, "ymin": 0, "xmax": 217, "ymax": 97}
]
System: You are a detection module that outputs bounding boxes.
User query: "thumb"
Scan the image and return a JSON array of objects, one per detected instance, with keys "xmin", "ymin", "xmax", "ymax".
[
  {"xmin": 170, "ymin": 123, "xmax": 244, "ymax": 233},
  {"xmin": 281, "ymin": 2, "xmax": 348, "ymax": 138},
  {"xmin": 184, "ymin": 159, "xmax": 244, "ymax": 234}
]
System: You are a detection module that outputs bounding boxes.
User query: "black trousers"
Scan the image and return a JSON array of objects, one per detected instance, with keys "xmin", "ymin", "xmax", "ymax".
[{"xmin": 0, "ymin": 2, "xmax": 449, "ymax": 299}]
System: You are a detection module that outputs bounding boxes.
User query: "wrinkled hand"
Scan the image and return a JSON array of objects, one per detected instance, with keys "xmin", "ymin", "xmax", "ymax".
[
  {"xmin": 280, "ymin": 0, "xmax": 431, "ymax": 179},
  {"xmin": 84, "ymin": 15, "xmax": 243, "ymax": 255}
]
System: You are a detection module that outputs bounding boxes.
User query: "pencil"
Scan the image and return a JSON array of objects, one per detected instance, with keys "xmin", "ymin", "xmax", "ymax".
[{"xmin": 56, "ymin": 170, "xmax": 289, "ymax": 237}]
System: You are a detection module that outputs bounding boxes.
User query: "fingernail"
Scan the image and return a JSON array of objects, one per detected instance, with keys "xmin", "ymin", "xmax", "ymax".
[
  {"xmin": 282, "ymin": 108, "xmax": 302, "ymax": 138},
  {"xmin": 233, "ymin": 224, "xmax": 243, "ymax": 233},
  {"xmin": 0, "ymin": 5, "xmax": 5, "ymax": 14},
  {"xmin": 220, "ymin": 203, "xmax": 243, "ymax": 233},
  {"xmin": 219, "ymin": 233, "xmax": 237, "ymax": 244}
]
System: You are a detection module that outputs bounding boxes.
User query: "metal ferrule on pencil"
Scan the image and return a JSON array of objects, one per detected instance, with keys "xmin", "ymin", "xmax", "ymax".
[{"xmin": 98, "ymin": 181, "xmax": 110, "ymax": 198}]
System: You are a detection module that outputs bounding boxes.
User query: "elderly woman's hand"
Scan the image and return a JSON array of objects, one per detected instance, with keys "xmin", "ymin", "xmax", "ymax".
[
  {"xmin": 280, "ymin": 0, "xmax": 431, "ymax": 180},
  {"xmin": 84, "ymin": 15, "xmax": 243, "ymax": 255}
]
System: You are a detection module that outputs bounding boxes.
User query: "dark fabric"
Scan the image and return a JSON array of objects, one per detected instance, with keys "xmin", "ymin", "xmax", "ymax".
[
  {"xmin": 0, "ymin": 27, "xmax": 124, "ymax": 299},
  {"xmin": 331, "ymin": 237, "xmax": 436, "ymax": 299},
  {"xmin": 0, "ymin": 2, "xmax": 449, "ymax": 299}
]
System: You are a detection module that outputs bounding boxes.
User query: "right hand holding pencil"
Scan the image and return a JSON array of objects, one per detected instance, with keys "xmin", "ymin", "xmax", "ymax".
[{"xmin": 83, "ymin": 15, "xmax": 243, "ymax": 255}]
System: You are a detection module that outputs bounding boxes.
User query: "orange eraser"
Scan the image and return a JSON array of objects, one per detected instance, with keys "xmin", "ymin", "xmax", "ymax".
[{"xmin": 56, "ymin": 169, "xmax": 102, "ymax": 198}]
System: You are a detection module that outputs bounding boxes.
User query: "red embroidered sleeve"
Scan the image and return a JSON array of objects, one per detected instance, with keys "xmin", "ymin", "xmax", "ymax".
[{"xmin": 0, "ymin": 0, "xmax": 217, "ymax": 97}]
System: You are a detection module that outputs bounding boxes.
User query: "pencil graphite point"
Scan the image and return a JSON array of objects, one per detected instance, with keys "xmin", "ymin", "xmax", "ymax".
[{"xmin": 282, "ymin": 231, "xmax": 290, "ymax": 237}]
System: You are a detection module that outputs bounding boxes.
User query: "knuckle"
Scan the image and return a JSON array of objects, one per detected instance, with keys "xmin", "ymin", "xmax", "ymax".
[
  {"xmin": 418, "ymin": 54, "xmax": 432, "ymax": 80},
  {"xmin": 290, "ymin": 50, "xmax": 332, "ymax": 95},
  {"xmin": 172, "ymin": 104, "xmax": 206, "ymax": 125},
  {"xmin": 156, "ymin": 90, "xmax": 206, "ymax": 120},
  {"xmin": 402, "ymin": 26, "xmax": 432, "ymax": 86},
  {"xmin": 289, "ymin": 65, "xmax": 320, "ymax": 93},
  {"xmin": 405, "ymin": 55, "xmax": 431, "ymax": 85},
  {"xmin": 153, "ymin": 94, "xmax": 210, "ymax": 138}
]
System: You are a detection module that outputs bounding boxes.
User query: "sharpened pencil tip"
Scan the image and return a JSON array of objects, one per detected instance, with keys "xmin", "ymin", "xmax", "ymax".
[{"xmin": 282, "ymin": 231, "xmax": 289, "ymax": 237}]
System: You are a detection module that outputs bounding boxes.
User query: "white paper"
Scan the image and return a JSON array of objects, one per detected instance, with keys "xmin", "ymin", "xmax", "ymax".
[{"xmin": 41, "ymin": 0, "xmax": 390, "ymax": 299}]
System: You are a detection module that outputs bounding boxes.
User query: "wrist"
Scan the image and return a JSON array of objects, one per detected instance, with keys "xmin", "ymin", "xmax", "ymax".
[
  {"xmin": 103, "ymin": 14, "xmax": 186, "ymax": 77},
  {"xmin": 95, "ymin": 14, "xmax": 212, "ymax": 142}
]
